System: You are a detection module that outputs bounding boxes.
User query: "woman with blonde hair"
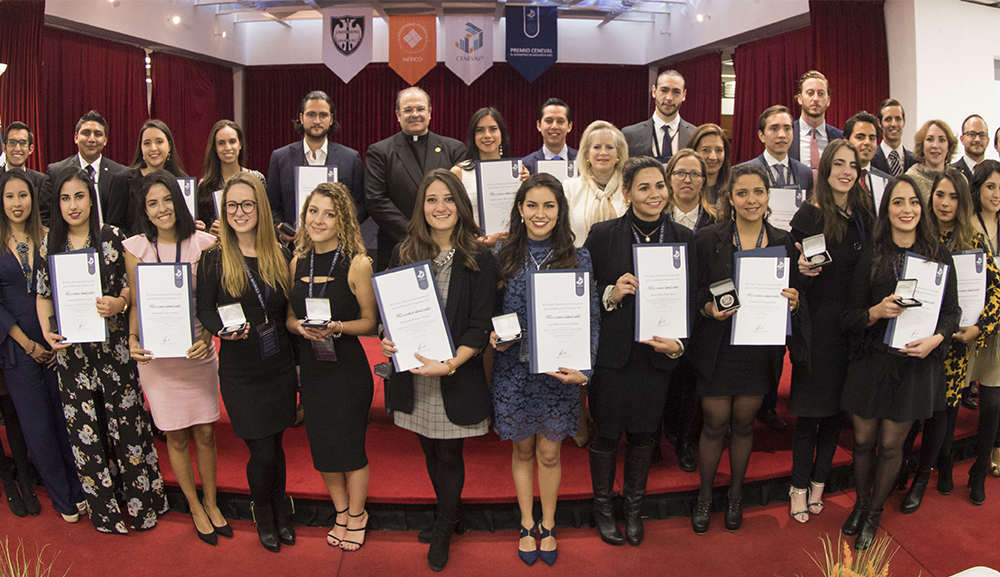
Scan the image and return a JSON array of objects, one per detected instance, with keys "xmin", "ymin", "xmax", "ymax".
[
  {"xmin": 563, "ymin": 121, "xmax": 629, "ymax": 248},
  {"xmin": 905, "ymin": 119, "xmax": 958, "ymax": 200}
]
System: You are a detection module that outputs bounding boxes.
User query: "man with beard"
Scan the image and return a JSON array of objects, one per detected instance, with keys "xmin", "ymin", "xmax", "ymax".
[
  {"xmin": 790, "ymin": 71, "xmax": 843, "ymax": 180},
  {"xmin": 622, "ymin": 70, "xmax": 696, "ymax": 163},
  {"xmin": 953, "ymin": 114, "xmax": 990, "ymax": 182},
  {"xmin": 266, "ymin": 90, "xmax": 365, "ymax": 242}
]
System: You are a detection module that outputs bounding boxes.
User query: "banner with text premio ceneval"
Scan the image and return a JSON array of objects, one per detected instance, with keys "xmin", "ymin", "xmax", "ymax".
[
  {"xmin": 505, "ymin": 6, "xmax": 557, "ymax": 83},
  {"xmin": 444, "ymin": 16, "xmax": 493, "ymax": 85},
  {"xmin": 321, "ymin": 8, "xmax": 372, "ymax": 83}
]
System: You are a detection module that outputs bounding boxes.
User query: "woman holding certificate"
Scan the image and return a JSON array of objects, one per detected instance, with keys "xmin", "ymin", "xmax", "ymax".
[
  {"xmin": 122, "ymin": 170, "xmax": 227, "ymax": 545},
  {"xmin": 196, "ymin": 173, "xmax": 297, "ymax": 553},
  {"xmin": 36, "ymin": 168, "xmax": 168, "ymax": 533},
  {"xmin": 689, "ymin": 124, "xmax": 732, "ymax": 205},
  {"xmin": 688, "ymin": 164, "xmax": 800, "ymax": 535},
  {"xmin": 0, "ymin": 170, "xmax": 84, "ymax": 522},
  {"xmin": 450, "ymin": 108, "xmax": 522, "ymax": 223},
  {"xmin": 197, "ymin": 120, "xmax": 267, "ymax": 232},
  {"xmin": 492, "ymin": 173, "xmax": 599, "ymax": 566},
  {"xmin": 379, "ymin": 169, "xmax": 495, "ymax": 571},
  {"xmin": 583, "ymin": 156, "xmax": 692, "ymax": 547},
  {"xmin": 840, "ymin": 175, "xmax": 960, "ymax": 550},
  {"xmin": 786, "ymin": 141, "xmax": 874, "ymax": 524},
  {"xmin": 286, "ymin": 183, "xmax": 377, "ymax": 552}
]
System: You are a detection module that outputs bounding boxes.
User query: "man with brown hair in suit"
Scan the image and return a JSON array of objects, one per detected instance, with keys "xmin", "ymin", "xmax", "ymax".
[{"xmin": 622, "ymin": 70, "xmax": 696, "ymax": 163}]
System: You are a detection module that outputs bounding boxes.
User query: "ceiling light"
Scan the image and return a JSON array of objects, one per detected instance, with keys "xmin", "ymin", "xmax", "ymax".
[{"xmin": 171, "ymin": 15, "xmax": 181, "ymax": 25}]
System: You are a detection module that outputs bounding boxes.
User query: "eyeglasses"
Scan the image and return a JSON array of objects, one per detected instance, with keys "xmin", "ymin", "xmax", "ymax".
[
  {"xmin": 225, "ymin": 200, "xmax": 257, "ymax": 215},
  {"xmin": 400, "ymin": 107, "xmax": 428, "ymax": 116},
  {"xmin": 4, "ymin": 139, "xmax": 29, "ymax": 148},
  {"xmin": 963, "ymin": 131, "xmax": 989, "ymax": 141},
  {"xmin": 671, "ymin": 170, "xmax": 705, "ymax": 182},
  {"xmin": 303, "ymin": 111, "xmax": 331, "ymax": 120}
]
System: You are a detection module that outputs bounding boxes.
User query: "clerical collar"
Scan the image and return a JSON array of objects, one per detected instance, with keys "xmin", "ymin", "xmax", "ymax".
[{"xmin": 407, "ymin": 132, "xmax": 430, "ymax": 142}]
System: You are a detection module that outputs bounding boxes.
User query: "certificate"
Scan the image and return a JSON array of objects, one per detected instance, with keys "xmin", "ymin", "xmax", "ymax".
[
  {"xmin": 48, "ymin": 248, "xmax": 108, "ymax": 344},
  {"xmin": 476, "ymin": 159, "xmax": 523, "ymax": 236},
  {"xmin": 213, "ymin": 190, "xmax": 223, "ymax": 220},
  {"xmin": 869, "ymin": 173, "xmax": 888, "ymax": 215},
  {"xmin": 135, "ymin": 263, "xmax": 196, "ymax": 358},
  {"xmin": 634, "ymin": 243, "xmax": 689, "ymax": 340},
  {"xmin": 535, "ymin": 159, "xmax": 575, "ymax": 182},
  {"xmin": 768, "ymin": 187, "xmax": 806, "ymax": 232},
  {"xmin": 372, "ymin": 261, "xmax": 455, "ymax": 372},
  {"xmin": 294, "ymin": 166, "xmax": 338, "ymax": 228},
  {"xmin": 526, "ymin": 269, "xmax": 592, "ymax": 373},
  {"xmin": 731, "ymin": 247, "xmax": 790, "ymax": 346},
  {"xmin": 176, "ymin": 177, "xmax": 197, "ymax": 220},
  {"xmin": 952, "ymin": 250, "xmax": 985, "ymax": 327},
  {"xmin": 885, "ymin": 252, "xmax": 949, "ymax": 349}
]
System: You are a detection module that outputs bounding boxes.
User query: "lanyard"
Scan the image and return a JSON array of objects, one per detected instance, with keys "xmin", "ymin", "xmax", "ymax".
[
  {"xmin": 308, "ymin": 247, "xmax": 341, "ymax": 299},
  {"xmin": 977, "ymin": 213, "xmax": 998, "ymax": 255},
  {"xmin": 153, "ymin": 238, "xmax": 182, "ymax": 264},
  {"xmin": 733, "ymin": 223, "xmax": 765, "ymax": 251},
  {"xmin": 245, "ymin": 266, "xmax": 270, "ymax": 323},
  {"xmin": 631, "ymin": 219, "xmax": 667, "ymax": 244}
]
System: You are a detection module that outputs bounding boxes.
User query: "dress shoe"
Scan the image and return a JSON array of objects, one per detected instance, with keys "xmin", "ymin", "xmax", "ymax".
[
  {"xmin": 517, "ymin": 522, "xmax": 537, "ymax": 566},
  {"xmin": 841, "ymin": 498, "xmax": 869, "ymax": 536},
  {"xmin": 196, "ymin": 524, "xmax": 218, "ymax": 546},
  {"xmin": 2, "ymin": 477, "xmax": 27, "ymax": 518},
  {"xmin": 274, "ymin": 495, "xmax": 296, "ymax": 546},
  {"xmin": 854, "ymin": 509, "xmax": 882, "ymax": 551},
  {"xmin": 691, "ymin": 499, "xmax": 711, "ymax": 535},
  {"xmin": 724, "ymin": 496, "xmax": 743, "ymax": 532},
  {"xmin": 18, "ymin": 479, "xmax": 40, "ymax": 516},
  {"xmin": 538, "ymin": 523, "xmax": 558, "ymax": 566},
  {"xmin": 675, "ymin": 442, "xmax": 697, "ymax": 473},
  {"xmin": 757, "ymin": 408, "xmax": 786, "ymax": 431},
  {"xmin": 900, "ymin": 469, "xmax": 930, "ymax": 514},
  {"xmin": 60, "ymin": 512, "xmax": 80, "ymax": 523},
  {"xmin": 970, "ymin": 465, "xmax": 987, "ymax": 506},
  {"xmin": 213, "ymin": 520, "xmax": 234, "ymax": 539},
  {"xmin": 961, "ymin": 395, "xmax": 979, "ymax": 410},
  {"xmin": 589, "ymin": 445, "xmax": 624, "ymax": 546},
  {"xmin": 251, "ymin": 501, "xmax": 281, "ymax": 553}
]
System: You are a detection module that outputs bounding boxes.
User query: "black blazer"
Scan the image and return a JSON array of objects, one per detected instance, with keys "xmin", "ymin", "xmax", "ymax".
[
  {"xmin": 688, "ymin": 220, "xmax": 802, "ymax": 384},
  {"xmin": 951, "ymin": 158, "xmax": 974, "ymax": 182},
  {"xmin": 265, "ymin": 140, "xmax": 365, "ymax": 227},
  {"xmin": 39, "ymin": 155, "xmax": 129, "ymax": 228},
  {"xmin": 521, "ymin": 146, "xmax": 578, "ymax": 174},
  {"xmin": 871, "ymin": 145, "xmax": 915, "ymax": 176},
  {"xmin": 584, "ymin": 214, "xmax": 695, "ymax": 371},
  {"xmin": 365, "ymin": 132, "xmax": 466, "ymax": 270},
  {"xmin": 789, "ymin": 121, "xmax": 844, "ymax": 163},
  {"xmin": 737, "ymin": 154, "xmax": 814, "ymax": 194},
  {"xmin": 386, "ymin": 244, "xmax": 495, "ymax": 426},
  {"xmin": 622, "ymin": 117, "xmax": 697, "ymax": 159}
]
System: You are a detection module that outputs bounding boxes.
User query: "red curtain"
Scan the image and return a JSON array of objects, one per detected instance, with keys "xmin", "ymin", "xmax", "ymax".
[
  {"xmin": 731, "ymin": 27, "xmax": 813, "ymax": 163},
  {"xmin": 242, "ymin": 62, "xmax": 650, "ymax": 174},
  {"xmin": 40, "ymin": 27, "xmax": 148, "ymax": 168},
  {"xmin": 150, "ymin": 52, "xmax": 234, "ymax": 178},
  {"xmin": 810, "ymin": 0, "xmax": 890, "ymax": 128},
  {"xmin": 0, "ymin": 0, "xmax": 45, "ymax": 171},
  {"xmin": 660, "ymin": 51, "xmax": 722, "ymax": 127}
]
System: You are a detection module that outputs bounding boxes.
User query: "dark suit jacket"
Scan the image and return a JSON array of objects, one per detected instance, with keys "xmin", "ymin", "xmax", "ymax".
[
  {"xmin": 0, "ymin": 166, "xmax": 46, "ymax": 198},
  {"xmin": 386, "ymin": 244, "xmax": 495, "ymax": 426},
  {"xmin": 871, "ymin": 145, "xmax": 915, "ymax": 175},
  {"xmin": 583, "ymin": 214, "xmax": 695, "ymax": 371},
  {"xmin": 265, "ymin": 140, "xmax": 365, "ymax": 227},
  {"xmin": 365, "ymin": 131, "xmax": 465, "ymax": 270},
  {"xmin": 622, "ymin": 117, "xmax": 697, "ymax": 159},
  {"xmin": 789, "ymin": 121, "xmax": 844, "ymax": 163},
  {"xmin": 951, "ymin": 158, "xmax": 974, "ymax": 182},
  {"xmin": 521, "ymin": 146, "xmax": 578, "ymax": 174},
  {"xmin": 737, "ymin": 154, "xmax": 814, "ymax": 193},
  {"xmin": 39, "ymin": 155, "xmax": 129, "ymax": 228}
]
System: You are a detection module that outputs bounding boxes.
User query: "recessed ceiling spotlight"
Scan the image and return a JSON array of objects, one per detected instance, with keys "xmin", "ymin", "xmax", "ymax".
[{"xmin": 171, "ymin": 15, "xmax": 181, "ymax": 25}]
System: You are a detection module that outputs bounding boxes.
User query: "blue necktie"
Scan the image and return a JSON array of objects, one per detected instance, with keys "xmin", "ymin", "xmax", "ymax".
[{"xmin": 552, "ymin": 155, "xmax": 563, "ymax": 161}]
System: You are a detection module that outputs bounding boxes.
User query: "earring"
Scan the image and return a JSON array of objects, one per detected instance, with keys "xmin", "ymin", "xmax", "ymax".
[{"xmin": 499, "ymin": 144, "xmax": 504, "ymax": 157}]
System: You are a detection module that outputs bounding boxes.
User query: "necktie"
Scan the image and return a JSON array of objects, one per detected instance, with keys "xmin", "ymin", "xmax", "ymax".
[
  {"xmin": 859, "ymin": 168, "xmax": 869, "ymax": 193},
  {"xmin": 552, "ymin": 155, "xmax": 563, "ymax": 161},
  {"xmin": 774, "ymin": 164, "xmax": 787, "ymax": 188},
  {"xmin": 888, "ymin": 150, "xmax": 902, "ymax": 177},
  {"xmin": 809, "ymin": 128, "xmax": 820, "ymax": 182},
  {"xmin": 86, "ymin": 164, "xmax": 96, "ymax": 183},
  {"xmin": 661, "ymin": 125, "xmax": 672, "ymax": 160}
]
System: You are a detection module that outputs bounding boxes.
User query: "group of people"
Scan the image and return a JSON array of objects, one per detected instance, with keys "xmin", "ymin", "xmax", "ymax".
[{"xmin": 1, "ymin": 66, "xmax": 999, "ymax": 572}]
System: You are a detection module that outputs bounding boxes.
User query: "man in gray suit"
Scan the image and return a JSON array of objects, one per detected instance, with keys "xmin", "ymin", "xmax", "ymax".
[{"xmin": 622, "ymin": 70, "xmax": 696, "ymax": 162}]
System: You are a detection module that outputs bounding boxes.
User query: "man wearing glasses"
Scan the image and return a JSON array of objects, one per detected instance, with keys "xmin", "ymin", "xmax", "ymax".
[
  {"xmin": 1, "ymin": 121, "xmax": 46, "ymax": 193},
  {"xmin": 953, "ymin": 115, "xmax": 990, "ymax": 182},
  {"xmin": 265, "ymin": 90, "xmax": 364, "ymax": 244},
  {"xmin": 365, "ymin": 87, "xmax": 465, "ymax": 271}
]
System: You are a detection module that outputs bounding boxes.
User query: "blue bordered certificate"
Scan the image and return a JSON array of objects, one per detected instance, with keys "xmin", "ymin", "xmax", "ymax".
[
  {"xmin": 476, "ymin": 158, "xmax": 523, "ymax": 236},
  {"xmin": 294, "ymin": 166, "xmax": 338, "ymax": 228},
  {"xmin": 885, "ymin": 251, "xmax": 948, "ymax": 350},
  {"xmin": 633, "ymin": 243, "xmax": 689, "ymax": 341},
  {"xmin": 135, "ymin": 262, "xmax": 196, "ymax": 358},
  {"xmin": 768, "ymin": 187, "xmax": 805, "ymax": 232},
  {"xmin": 526, "ymin": 268, "xmax": 591, "ymax": 373},
  {"xmin": 372, "ymin": 260, "xmax": 455, "ymax": 372},
  {"xmin": 952, "ymin": 249, "xmax": 986, "ymax": 327},
  {"xmin": 535, "ymin": 159, "xmax": 575, "ymax": 183},
  {"xmin": 731, "ymin": 246, "xmax": 790, "ymax": 346},
  {"xmin": 176, "ymin": 177, "xmax": 197, "ymax": 221},
  {"xmin": 48, "ymin": 248, "xmax": 108, "ymax": 344}
]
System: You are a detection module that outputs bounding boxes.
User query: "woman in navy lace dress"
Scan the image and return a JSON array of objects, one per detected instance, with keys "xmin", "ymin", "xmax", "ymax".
[{"xmin": 491, "ymin": 173, "xmax": 599, "ymax": 567}]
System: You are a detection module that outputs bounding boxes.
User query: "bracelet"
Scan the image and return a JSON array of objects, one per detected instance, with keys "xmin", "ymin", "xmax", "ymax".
[
  {"xmin": 443, "ymin": 359, "xmax": 457, "ymax": 376},
  {"xmin": 331, "ymin": 321, "xmax": 343, "ymax": 339},
  {"xmin": 129, "ymin": 333, "xmax": 140, "ymax": 342},
  {"xmin": 26, "ymin": 341, "xmax": 36, "ymax": 355}
]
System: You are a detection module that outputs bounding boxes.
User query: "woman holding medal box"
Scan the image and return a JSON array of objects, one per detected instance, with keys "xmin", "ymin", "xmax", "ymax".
[
  {"xmin": 196, "ymin": 172, "xmax": 297, "ymax": 553},
  {"xmin": 286, "ymin": 182, "xmax": 377, "ymax": 552}
]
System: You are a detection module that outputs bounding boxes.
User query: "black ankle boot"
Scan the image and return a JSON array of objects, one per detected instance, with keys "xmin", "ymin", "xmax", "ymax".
[
  {"xmin": 724, "ymin": 494, "xmax": 743, "ymax": 532},
  {"xmin": 623, "ymin": 442, "xmax": 654, "ymax": 546},
  {"xmin": 937, "ymin": 454, "xmax": 954, "ymax": 495},
  {"xmin": 427, "ymin": 516, "xmax": 458, "ymax": 572},
  {"xmin": 691, "ymin": 499, "xmax": 711, "ymax": 535},
  {"xmin": 854, "ymin": 509, "xmax": 882, "ymax": 551},
  {"xmin": 895, "ymin": 458, "xmax": 912, "ymax": 491},
  {"xmin": 589, "ymin": 445, "xmax": 624, "ymax": 546},
  {"xmin": 675, "ymin": 440, "xmax": 697, "ymax": 473},
  {"xmin": 970, "ymin": 465, "xmax": 987, "ymax": 506},
  {"xmin": 419, "ymin": 516, "xmax": 465, "ymax": 544},
  {"xmin": 17, "ymin": 476, "xmax": 40, "ymax": 517},
  {"xmin": 900, "ymin": 469, "xmax": 930, "ymax": 514},
  {"xmin": 273, "ymin": 495, "xmax": 296, "ymax": 546},
  {"xmin": 2, "ymin": 476, "xmax": 27, "ymax": 518},
  {"xmin": 842, "ymin": 497, "xmax": 869, "ymax": 536},
  {"xmin": 251, "ymin": 501, "xmax": 280, "ymax": 553}
]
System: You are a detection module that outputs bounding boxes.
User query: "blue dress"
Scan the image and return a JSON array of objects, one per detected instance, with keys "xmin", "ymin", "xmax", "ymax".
[{"xmin": 491, "ymin": 239, "xmax": 600, "ymax": 442}]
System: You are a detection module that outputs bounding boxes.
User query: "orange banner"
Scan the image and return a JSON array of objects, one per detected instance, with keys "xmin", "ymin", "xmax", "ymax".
[{"xmin": 388, "ymin": 15, "xmax": 437, "ymax": 85}]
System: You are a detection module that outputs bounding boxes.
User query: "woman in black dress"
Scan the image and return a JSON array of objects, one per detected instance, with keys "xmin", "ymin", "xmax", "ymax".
[
  {"xmin": 286, "ymin": 182, "xmax": 377, "ymax": 551},
  {"xmin": 688, "ymin": 163, "xmax": 800, "ymax": 535},
  {"xmin": 197, "ymin": 120, "xmax": 266, "ymax": 234},
  {"xmin": 108, "ymin": 119, "xmax": 187, "ymax": 233},
  {"xmin": 584, "ymin": 156, "xmax": 693, "ymax": 547},
  {"xmin": 196, "ymin": 172, "xmax": 297, "ymax": 553},
  {"xmin": 787, "ymin": 140, "xmax": 874, "ymax": 523},
  {"xmin": 840, "ymin": 175, "xmax": 960, "ymax": 550}
]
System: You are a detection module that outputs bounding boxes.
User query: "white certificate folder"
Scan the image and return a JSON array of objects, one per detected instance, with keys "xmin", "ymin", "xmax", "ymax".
[
  {"xmin": 633, "ymin": 243, "xmax": 689, "ymax": 341},
  {"xmin": 952, "ymin": 249, "xmax": 986, "ymax": 327},
  {"xmin": 476, "ymin": 159, "xmax": 523, "ymax": 236},
  {"xmin": 731, "ymin": 246, "xmax": 791, "ymax": 346},
  {"xmin": 135, "ymin": 263, "xmax": 196, "ymax": 358},
  {"xmin": 526, "ymin": 269, "xmax": 592, "ymax": 374},
  {"xmin": 372, "ymin": 260, "xmax": 456, "ymax": 373},
  {"xmin": 48, "ymin": 248, "xmax": 108, "ymax": 344},
  {"xmin": 884, "ymin": 251, "xmax": 948, "ymax": 350},
  {"xmin": 294, "ymin": 166, "xmax": 338, "ymax": 227}
]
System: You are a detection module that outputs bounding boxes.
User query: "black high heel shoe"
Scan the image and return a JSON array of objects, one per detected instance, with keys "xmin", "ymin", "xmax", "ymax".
[
  {"xmin": 517, "ymin": 522, "xmax": 537, "ymax": 566},
  {"xmin": 196, "ymin": 517, "xmax": 218, "ymax": 546},
  {"xmin": 274, "ymin": 495, "xmax": 296, "ymax": 546},
  {"xmin": 341, "ymin": 510, "xmax": 369, "ymax": 551},
  {"xmin": 327, "ymin": 507, "xmax": 348, "ymax": 547},
  {"xmin": 854, "ymin": 509, "xmax": 882, "ymax": 551},
  {"xmin": 251, "ymin": 501, "xmax": 280, "ymax": 553}
]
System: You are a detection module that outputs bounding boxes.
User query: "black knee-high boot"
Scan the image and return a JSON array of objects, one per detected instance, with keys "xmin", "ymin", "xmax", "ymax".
[
  {"xmin": 623, "ymin": 442, "xmax": 654, "ymax": 546},
  {"xmin": 589, "ymin": 445, "xmax": 624, "ymax": 546}
]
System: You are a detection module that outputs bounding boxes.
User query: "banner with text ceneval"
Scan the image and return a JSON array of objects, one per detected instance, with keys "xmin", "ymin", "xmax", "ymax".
[
  {"xmin": 444, "ymin": 16, "xmax": 493, "ymax": 85},
  {"xmin": 321, "ymin": 8, "xmax": 372, "ymax": 83},
  {"xmin": 388, "ymin": 15, "xmax": 437, "ymax": 85},
  {"xmin": 505, "ymin": 6, "xmax": 557, "ymax": 83}
]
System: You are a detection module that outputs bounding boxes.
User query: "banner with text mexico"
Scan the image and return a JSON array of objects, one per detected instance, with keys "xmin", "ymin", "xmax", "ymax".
[
  {"xmin": 388, "ymin": 15, "xmax": 437, "ymax": 85},
  {"xmin": 321, "ymin": 8, "xmax": 372, "ymax": 83},
  {"xmin": 505, "ymin": 6, "xmax": 557, "ymax": 83},
  {"xmin": 444, "ymin": 16, "xmax": 493, "ymax": 86}
]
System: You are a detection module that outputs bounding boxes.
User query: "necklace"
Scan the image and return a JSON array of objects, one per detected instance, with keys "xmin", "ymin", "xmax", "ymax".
[
  {"xmin": 630, "ymin": 219, "xmax": 661, "ymax": 243},
  {"xmin": 66, "ymin": 234, "xmax": 91, "ymax": 252},
  {"xmin": 11, "ymin": 234, "xmax": 31, "ymax": 293},
  {"xmin": 528, "ymin": 248, "xmax": 553, "ymax": 270},
  {"xmin": 432, "ymin": 248, "xmax": 456, "ymax": 270}
]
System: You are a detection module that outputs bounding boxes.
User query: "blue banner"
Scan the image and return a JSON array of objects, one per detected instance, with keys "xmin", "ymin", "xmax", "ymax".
[{"xmin": 505, "ymin": 6, "xmax": 557, "ymax": 83}]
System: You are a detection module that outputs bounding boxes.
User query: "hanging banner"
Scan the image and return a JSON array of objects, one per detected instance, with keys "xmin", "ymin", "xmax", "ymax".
[
  {"xmin": 505, "ymin": 6, "xmax": 557, "ymax": 83},
  {"xmin": 444, "ymin": 16, "xmax": 493, "ymax": 86},
  {"xmin": 388, "ymin": 15, "xmax": 437, "ymax": 85},
  {"xmin": 321, "ymin": 8, "xmax": 372, "ymax": 83}
]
